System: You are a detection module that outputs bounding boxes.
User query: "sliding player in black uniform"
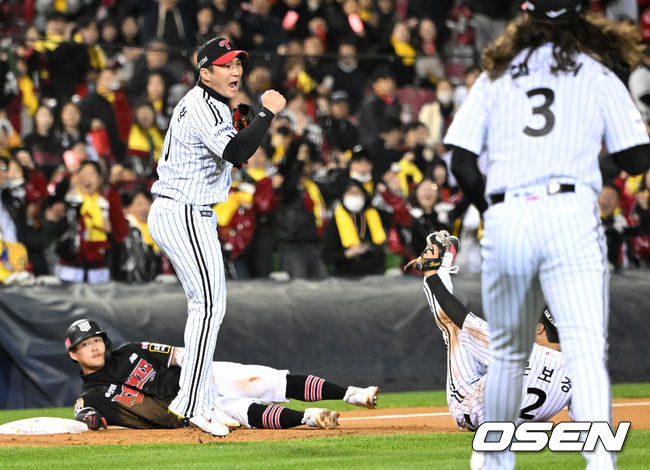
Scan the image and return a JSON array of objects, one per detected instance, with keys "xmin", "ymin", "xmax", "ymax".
[{"xmin": 65, "ymin": 319, "xmax": 379, "ymax": 436}]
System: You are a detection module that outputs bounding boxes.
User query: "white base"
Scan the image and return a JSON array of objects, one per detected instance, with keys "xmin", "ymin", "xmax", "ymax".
[{"xmin": 0, "ymin": 417, "xmax": 89, "ymax": 435}]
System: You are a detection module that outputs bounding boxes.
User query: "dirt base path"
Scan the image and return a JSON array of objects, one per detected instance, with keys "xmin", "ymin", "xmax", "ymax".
[{"xmin": 1, "ymin": 398, "xmax": 648, "ymax": 447}]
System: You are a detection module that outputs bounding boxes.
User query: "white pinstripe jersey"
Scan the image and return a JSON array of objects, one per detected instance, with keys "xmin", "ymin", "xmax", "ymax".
[
  {"xmin": 447, "ymin": 312, "xmax": 573, "ymax": 428},
  {"xmin": 444, "ymin": 43, "xmax": 650, "ymax": 195},
  {"xmin": 425, "ymin": 271, "xmax": 572, "ymax": 429},
  {"xmin": 517, "ymin": 343, "xmax": 572, "ymax": 424},
  {"xmin": 152, "ymin": 84, "xmax": 237, "ymax": 206}
]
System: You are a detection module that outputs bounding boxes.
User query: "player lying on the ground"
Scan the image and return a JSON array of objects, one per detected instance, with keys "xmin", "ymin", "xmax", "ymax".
[
  {"xmin": 412, "ymin": 231, "xmax": 573, "ymax": 431},
  {"xmin": 64, "ymin": 319, "xmax": 379, "ymax": 436}
]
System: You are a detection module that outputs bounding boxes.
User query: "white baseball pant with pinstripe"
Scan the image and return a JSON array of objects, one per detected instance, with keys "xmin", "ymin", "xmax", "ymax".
[
  {"xmin": 149, "ymin": 81, "xmax": 240, "ymax": 420},
  {"xmin": 148, "ymin": 197, "xmax": 226, "ymax": 419}
]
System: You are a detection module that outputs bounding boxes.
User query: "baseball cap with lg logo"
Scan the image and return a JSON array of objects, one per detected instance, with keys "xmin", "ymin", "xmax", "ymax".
[{"xmin": 197, "ymin": 37, "xmax": 249, "ymax": 69}]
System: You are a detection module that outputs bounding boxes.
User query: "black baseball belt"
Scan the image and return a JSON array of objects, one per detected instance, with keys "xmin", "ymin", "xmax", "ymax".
[{"xmin": 489, "ymin": 183, "xmax": 575, "ymax": 205}]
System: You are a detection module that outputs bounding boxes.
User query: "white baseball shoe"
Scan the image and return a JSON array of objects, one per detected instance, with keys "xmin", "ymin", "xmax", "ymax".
[
  {"xmin": 343, "ymin": 385, "xmax": 380, "ymax": 409},
  {"xmin": 209, "ymin": 407, "xmax": 241, "ymax": 429},
  {"xmin": 169, "ymin": 403, "xmax": 230, "ymax": 437},
  {"xmin": 188, "ymin": 414, "xmax": 230, "ymax": 436},
  {"xmin": 301, "ymin": 408, "xmax": 339, "ymax": 429}
]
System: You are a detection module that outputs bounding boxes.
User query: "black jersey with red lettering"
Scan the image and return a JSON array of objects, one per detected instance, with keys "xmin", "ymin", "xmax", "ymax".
[{"xmin": 73, "ymin": 342, "xmax": 183, "ymax": 429}]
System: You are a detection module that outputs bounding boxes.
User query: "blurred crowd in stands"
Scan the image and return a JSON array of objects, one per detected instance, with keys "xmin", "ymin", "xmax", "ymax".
[{"xmin": 0, "ymin": 0, "xmax": 649, "ymax": 285}]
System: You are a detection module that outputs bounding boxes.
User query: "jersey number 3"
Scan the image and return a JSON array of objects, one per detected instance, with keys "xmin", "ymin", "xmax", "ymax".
[{"xmin": 524, "ymin": 88, "xmax": 555, "ymax": 137}]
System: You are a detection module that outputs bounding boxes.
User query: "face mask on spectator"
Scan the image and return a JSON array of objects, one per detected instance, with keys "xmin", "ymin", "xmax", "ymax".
[
  {"xmin": 7, "ymin": 177, "xmax": 24, "ymax": 188},
  {"xmin": 437, "ymin": 91, "xmax": 452, "ymax": 106},
  {"xmin": 343, "ymin": 195, "xmax": 365, "ymax": 213},
  {"xmin": 350, "ymin": 172, "xmax": 372, "ymax": 183}
]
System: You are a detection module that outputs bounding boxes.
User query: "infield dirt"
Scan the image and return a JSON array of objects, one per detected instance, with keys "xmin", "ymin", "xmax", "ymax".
[{"xmin": 1, "ymin": 398, "xmax": 647, "ymax": 447}]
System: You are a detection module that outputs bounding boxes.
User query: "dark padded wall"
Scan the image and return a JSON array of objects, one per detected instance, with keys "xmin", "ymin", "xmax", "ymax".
[{"xmin": 0, "ymin": 271, "xmax": 647, "ymax": 409}]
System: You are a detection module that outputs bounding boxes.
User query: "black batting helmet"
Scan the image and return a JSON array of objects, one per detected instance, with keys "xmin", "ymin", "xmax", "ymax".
[
  {"xmin": 64, "ymin": 319, "xmax": 110, "ymax": 352},
  {"xmin": 522, "ymin": 0, "xmax": 583, "ymax": 22},
  {"xmin": 539, "ymin": 307, "xmax": 560, "ymax": 343}
]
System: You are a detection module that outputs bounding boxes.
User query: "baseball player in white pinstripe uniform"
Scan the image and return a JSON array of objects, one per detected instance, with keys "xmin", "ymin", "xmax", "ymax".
[
  {"xmin": 148, "ymin": 37, "xmax": 286, "ymax": 436},
  {"xmin": 419, "ymin": 232, "xmax": 572, "ymax": 432},
  {"xmin": 444, "ymin": 2, "xmax": 650, "ymax": 469}
]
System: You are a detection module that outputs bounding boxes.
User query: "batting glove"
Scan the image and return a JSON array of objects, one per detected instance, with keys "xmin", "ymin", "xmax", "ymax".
[{"xmin": 82, "ymin": 411, "xmax": 108, "ymax": 430}]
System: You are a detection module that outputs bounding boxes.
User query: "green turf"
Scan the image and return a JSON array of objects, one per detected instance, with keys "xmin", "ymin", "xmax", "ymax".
[
  {"xmin": 0, "ymin": 431, "xmax": 648, "ymax": 469},
  {"xmin": 0, "ymin": 384, "xmax": 647, "ymax": 469},
  {"xmin": 609, "ymin": 382, "xmax": 650, "ymax": 399}
]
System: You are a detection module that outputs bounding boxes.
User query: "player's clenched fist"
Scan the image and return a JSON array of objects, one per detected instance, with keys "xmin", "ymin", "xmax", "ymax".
[
  {"xmin": 261, "ymin": 90, "xmax": 286, "ymax": 115},
  {"xmin": 82, "ymin": 411, "xmax": 108, "ymax": 430}
]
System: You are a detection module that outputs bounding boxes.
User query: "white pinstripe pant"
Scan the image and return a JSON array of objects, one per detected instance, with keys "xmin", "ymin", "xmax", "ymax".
[
  {"xmin": 148, "ymin": 196, "xmax": 227, "ymax": 419},
  {"xmin": 480, "ymin": 185, "xmax": 614, "ymax": 470}
]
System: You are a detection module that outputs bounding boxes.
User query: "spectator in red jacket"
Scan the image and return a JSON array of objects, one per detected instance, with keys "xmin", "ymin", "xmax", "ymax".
[
  {"xmin": 54, "ymin": 160, "xmax": 127, "ymax": 283},
  {"xmin": 80, "ymin": 68, "xmax": 130, "ymax": 163}
]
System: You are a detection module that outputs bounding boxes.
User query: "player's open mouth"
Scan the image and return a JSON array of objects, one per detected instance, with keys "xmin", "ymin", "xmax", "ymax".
[{"xmin": 228, "ymin": 80, "xmax": 238, "ymax": 91}]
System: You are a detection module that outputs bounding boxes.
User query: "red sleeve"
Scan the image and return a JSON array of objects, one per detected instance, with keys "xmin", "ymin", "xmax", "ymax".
[
  {"xmin": 88, "ymin": 128, "xmax": 115, "ymax": 163},
  {"xmin": 253, "ymin": 177, "xmax": 279, "ymax": 214},
  {"xmin": 218, "ymin": 209, "xmax": 256, "ymax": 259},
  {"xmin": 379, "ymin": 187, "xmax": 413, "ymax": 227},
  {"xmin": 25, "ymin": 168, "xmax": 48, "ymax": 205},
  {"xmin": 106, "ymin": 188, "xmax": 129, "ymax": 242},
  {"xmin": 113, "ymin": 90, "xmax": 132, "ymax": 143}
]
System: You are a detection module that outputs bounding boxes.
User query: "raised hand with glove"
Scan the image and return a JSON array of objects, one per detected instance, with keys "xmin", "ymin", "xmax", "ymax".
[{"xmin": 403, "ymin": 230, "xmax": 457, "ymax": 275}]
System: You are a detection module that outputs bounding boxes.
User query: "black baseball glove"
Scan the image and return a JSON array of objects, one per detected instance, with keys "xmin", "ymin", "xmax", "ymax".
[
  {"xmin": 233, "ymin": 103, "xmax": 255, "ymax": 132},
  {"xmin": 81, "ymin": 410, "xmax": 108, "ymax": 430},
  {"xmin": 403, "ymin": 230, "xmax": 454, "ymax": 272}
]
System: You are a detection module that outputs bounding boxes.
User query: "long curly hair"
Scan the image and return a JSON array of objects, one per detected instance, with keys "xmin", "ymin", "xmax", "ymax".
[{"xmin": 482, "ymin": 11, "xmax": 644, "ymax": 80}]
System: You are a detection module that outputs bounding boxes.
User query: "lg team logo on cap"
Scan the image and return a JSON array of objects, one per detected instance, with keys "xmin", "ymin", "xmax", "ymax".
[
  {"xmin": 77, "ymin": 320, "xmax": 91, "ymax": 332},
  {"xmin": 219, "ymin": 39, "xmax": 231, "ymax": 50}
]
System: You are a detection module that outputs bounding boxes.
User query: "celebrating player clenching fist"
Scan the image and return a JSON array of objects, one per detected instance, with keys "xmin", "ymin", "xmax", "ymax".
[{"xmin": 147, "ymin": 37, "xmax": 286, "ymax": 435}]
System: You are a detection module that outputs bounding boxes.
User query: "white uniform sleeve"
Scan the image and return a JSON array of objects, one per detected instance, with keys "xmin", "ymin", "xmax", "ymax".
[
  {"xmin": 192, "ymin": 99, "xmax": 238, "ymax": 159},
  {"xmin": 598, "ymin": 69, "xmax": 650, "ymax": 153},
  {"xmin": 443, "ymin": 72, "xmax": 491, "ymax": 154}
]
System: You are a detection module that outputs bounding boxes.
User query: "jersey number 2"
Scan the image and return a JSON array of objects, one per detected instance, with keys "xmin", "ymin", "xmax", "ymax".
[
  {"xmin": 523, "ymin": 88, "xmax": 555, "ymax": 137},
  {"xmin": 519, "ymin": 387, "xmax": 547, "ymax": 419}
]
